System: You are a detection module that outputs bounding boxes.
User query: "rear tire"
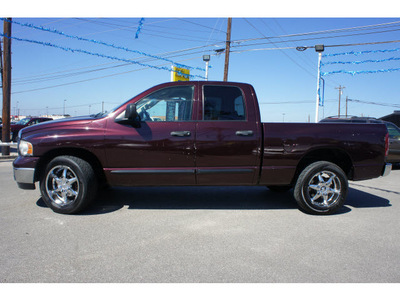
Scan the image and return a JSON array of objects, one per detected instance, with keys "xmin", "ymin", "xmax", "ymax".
[
  {"xmin": 293, "ymin": 161, "xmax": 348, "ymax": 215},
  {"xmin": 39, "ymin": 155, "xmax": 98, "ymax": 214}
]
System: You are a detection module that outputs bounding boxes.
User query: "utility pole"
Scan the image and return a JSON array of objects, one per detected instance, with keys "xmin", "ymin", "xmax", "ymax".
[
  {"xmin": 0, "ymin": 37, "xmax": 3, "ymax": 87},
  {"xmin": 335, "ymin": 85, "xmax": 345, "ymax": 117},
  {"xmin": 2, "ymin": 18, "xmax": 11, "ymax": 155},
  {"xmin": 223, "ymin": 18, "xmax": 232, "ymax": 82},
  {"xmin": 345, "ymin": 96, "xmax": 348, "ymax": 117}
]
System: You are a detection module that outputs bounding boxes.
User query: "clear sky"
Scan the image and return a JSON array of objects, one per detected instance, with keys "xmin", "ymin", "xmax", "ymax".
[{"xmin": 2, "ymin": 2, "xmax": 400, "ymax": 122}]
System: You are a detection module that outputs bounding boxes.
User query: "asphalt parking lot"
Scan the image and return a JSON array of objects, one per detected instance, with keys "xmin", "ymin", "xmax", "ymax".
[{"xmin": 0, "ymin": 158, "xmax": 399, "ymax": 283}]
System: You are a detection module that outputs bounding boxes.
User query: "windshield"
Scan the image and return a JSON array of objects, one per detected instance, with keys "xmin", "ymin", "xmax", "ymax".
[{"xmin": 16, "ymin": 118, "xmax": 31, "ymax": 125}]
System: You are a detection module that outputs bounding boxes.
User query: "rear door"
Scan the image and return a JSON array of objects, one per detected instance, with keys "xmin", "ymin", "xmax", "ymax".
[{"xmin": 195, "ymin": 83, "xmax": 262, "ymax": 185}]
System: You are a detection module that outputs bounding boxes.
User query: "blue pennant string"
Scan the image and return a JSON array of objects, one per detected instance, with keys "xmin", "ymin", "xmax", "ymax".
[
  {"xmin": 1, "ymin": 18, "xmax": 206, "ymax": 72},
  {"xmin": 322, "ymin": 56, "xmax": 400, "ymax": 66},
  {"xmin": 317, "ymin": 60, "xmax": 323, "ymax": 106},
  {"xmin": 135, "ymin": 18, "xmax": 145, "ymax": 39},
  {"xmin": 321, "ymin": 68, "xmax": 400, "ymax": 76},
  {"xmin": 323, "ymin": 47, "xmax": 400, "ymax": 57},
  {"xmin": 0, "ymin": 33, "xmax": 206, "ymax": 80}
]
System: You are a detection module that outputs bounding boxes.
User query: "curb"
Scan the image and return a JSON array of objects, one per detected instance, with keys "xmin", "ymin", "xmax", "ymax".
[{"xmin": 0, "ymin": 155, "xmax": 17, "ymax": 160}]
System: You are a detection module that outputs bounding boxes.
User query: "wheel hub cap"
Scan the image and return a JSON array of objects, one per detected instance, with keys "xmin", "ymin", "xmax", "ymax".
[
  {"xmin": 45, "ymin": 165, "xmax": 80, "ymax": 207},
  {"xmin": 307, "ymin": 171, "xmax": 341, "ymax": 209}
]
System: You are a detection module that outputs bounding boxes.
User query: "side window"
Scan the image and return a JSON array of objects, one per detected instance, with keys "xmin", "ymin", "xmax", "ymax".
[
  {"xmin": 387, "ymin": 124, "xmax": 400, "ymax": 138},
  {"xmin": 203, "ymin": 86, "xmax": 246, "ymax": 121},
  {"xmin": 135, "ymin": 86, "xmax": 194, "ymax": 122},
  {"xmin": 29, "ymin": 120, "xmax": 39, "ymax": 125}
]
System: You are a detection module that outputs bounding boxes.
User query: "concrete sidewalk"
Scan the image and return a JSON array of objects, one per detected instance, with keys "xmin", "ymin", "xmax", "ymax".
[{"xmin": 0, "ymin": 153, "xmax": 17, "ymax": 160}]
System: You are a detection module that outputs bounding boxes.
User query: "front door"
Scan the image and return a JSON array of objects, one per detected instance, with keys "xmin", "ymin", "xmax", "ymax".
[{"xmin": 105, "ymin": 84, "xmax": 197, "ymax": 186}]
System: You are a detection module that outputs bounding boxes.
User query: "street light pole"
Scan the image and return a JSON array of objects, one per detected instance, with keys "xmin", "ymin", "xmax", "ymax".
[
  {"xmin": 63, "ymin": 99, "xmax": 66, "ymax": 116},
  {"xmin": 203, "ymin": 55, "xmax": 210, "ymax": 80}
]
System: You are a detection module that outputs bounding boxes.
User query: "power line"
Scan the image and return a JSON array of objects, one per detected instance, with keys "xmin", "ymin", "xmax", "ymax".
[
  {"xmin": 176, "ymin": 18, "xmax": 227, "ymax": 34},
  {"xmin": 230, "ymin": 39, "xmax": 400, "ymax": 53},
  {"xmin": 347, "ymin": 98, "xmax": 400, "ymax": 108},
  {"xmin": 243, "ymin": 18, "xmax": 318, "ymax": 81},
  {"xmin": 259, "ymin": 99, "xmax": 337, "ymax": 105},
  {"xmin": 11, "ymin": 55, "xmax": 206, "ymax": 94},
  {"xmin": 232, "ymin": 20, "xmax": 400, "ymax": 44},
  {"xmin": 231, "ymin": 26, "xmax": 400, "ymax": 49}
]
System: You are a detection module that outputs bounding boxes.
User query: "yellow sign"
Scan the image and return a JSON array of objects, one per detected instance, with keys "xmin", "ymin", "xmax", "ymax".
[{"xmin": 171, "ymin": 66, "xmax": 190, "ymax": 82}]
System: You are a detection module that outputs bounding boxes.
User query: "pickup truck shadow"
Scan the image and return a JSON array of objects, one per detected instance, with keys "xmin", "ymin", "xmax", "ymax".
[{"xmin": 36, "ymin": 185, "xmax": 392, "ymax": 215}]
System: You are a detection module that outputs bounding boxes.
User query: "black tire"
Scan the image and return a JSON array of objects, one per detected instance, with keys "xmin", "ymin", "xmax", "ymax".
[
  {"xmin": 39, "ymin": 155, "xmax": 98, "ymax": 214},
  {"xmin": 267, "ymin": 185, "xmax": 292, "ymax": 192},
  {"xmin": 293, "ymin": 161, "xmax": 348, "ymax": 215},
  {"xmin": 11, "ymin": 131, "xmax": 18, "ymax": 142}
]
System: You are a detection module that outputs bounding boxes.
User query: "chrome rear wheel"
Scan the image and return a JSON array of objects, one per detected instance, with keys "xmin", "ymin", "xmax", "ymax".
[
  {"xmin": 306, "ymin": 171, "xmax": 341, "ymax": 209},
  {"xmin": 294, "ymin": 161, "xmax": 348, "ymax": 215}
]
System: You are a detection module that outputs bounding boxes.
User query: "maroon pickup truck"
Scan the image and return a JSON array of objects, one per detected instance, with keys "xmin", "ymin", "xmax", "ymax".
[{"xmin": 13, "ymin": 81, "xmax": 391, "ymax": 215}]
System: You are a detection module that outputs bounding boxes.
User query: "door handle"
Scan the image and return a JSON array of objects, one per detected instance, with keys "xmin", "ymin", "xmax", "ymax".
[
  {"xmin": 170, "ymin": 131, "xmax": 191, "ymax": 137},
  {"xmin": 236, "ymin": 130, "xmax": 254, "ymax": 136}
]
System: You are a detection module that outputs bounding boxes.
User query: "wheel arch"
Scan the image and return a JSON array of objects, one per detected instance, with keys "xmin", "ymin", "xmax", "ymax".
[
  {"xmin": 34, "ymin": 148, "xmax": 106, "ymax": 185},
  {"xmin": 292, "ymin": 147, "xmax": 354, "ymax": 185}
]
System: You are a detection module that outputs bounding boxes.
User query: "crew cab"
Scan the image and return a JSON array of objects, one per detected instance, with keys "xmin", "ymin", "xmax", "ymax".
[{"xmin": 13, "ymin": 81, "xmax": 392, "ymax": 215}]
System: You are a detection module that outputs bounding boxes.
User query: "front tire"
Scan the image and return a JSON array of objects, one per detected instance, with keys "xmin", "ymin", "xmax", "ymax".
[
  {"xmin": 40, "ymin": 156, "xmax": 98, "ymax": 214},
  {"xmin": 293, "ymin": 161, "xmax": 348, "ymax": 215}
]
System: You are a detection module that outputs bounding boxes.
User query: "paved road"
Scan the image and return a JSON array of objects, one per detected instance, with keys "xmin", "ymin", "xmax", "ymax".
[{"xmin": 1, "ymin": 159, "xmax": 399, "ymax": 283}]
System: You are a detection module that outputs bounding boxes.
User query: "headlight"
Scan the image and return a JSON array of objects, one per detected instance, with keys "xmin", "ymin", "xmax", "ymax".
[{"xmin": 19, "ymin": 140, "xmax": 33, "ymax": 156}]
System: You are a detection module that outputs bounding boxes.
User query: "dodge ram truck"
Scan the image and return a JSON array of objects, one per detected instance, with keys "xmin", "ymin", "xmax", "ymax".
[{"xmin": 13, "ymin": 81, "xmax": 392, "ymax": 215}]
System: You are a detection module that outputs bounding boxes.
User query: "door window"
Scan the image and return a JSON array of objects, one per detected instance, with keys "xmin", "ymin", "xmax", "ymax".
[
  {"xmin": 135, "ymin": 86, "xmax": 194, "ymax": 122},
  {"xmin": 203, "ymin": 86, "xmax": 246, "ymax": 121}
]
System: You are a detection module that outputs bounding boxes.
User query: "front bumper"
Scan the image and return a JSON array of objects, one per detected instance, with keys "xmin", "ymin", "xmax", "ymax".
[
  {"xmin": 13, "ymin": 156, "xmax": 39, "ymax": 190},
  {"xmin": 382, "ymin": 163, "xmax": 392, "ymax": 177},
  {"xmin": 13, "ymin": 167, "xmax": 36, "ymax": 189}
]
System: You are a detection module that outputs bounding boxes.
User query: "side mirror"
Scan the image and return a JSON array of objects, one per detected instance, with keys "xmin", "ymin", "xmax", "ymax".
[
  {"xmin": 126, "ymin": 103, "xmax": 138, "ymax": 119},
  {"xmin": 116, "ymin": 103, "xmax": 141, "ymax": 128}
]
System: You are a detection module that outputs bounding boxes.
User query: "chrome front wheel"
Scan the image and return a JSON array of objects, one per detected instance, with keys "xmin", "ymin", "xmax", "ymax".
[
  {"xmin": 40, "ymin": 156, "xmax": 98, "ymax": 214},
  {"xmin": 45, "ymin": 165, "xmax": 80, "ymax": 208}
]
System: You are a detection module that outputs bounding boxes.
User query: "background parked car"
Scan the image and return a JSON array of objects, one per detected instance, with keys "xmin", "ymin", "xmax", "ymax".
[
  {"xmin": 320, "ymin": 116, "xmax": 400, "ymax": 164},
  {"xmin": 0, "ymin": 117, "xmax": 53, "ymax": 142},
  {"xmin": 385, "ymin": 122, "xmax": 400, "ymax": 164},
  {"xmin": 319, "ymin": 116, "xmax": 383, "ymax": 124}
]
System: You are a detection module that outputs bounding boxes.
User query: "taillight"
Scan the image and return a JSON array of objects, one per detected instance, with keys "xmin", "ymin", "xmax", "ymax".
[{"xmin": 385, "ymin": 133, "xmax": 389, "ymax": 157}]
